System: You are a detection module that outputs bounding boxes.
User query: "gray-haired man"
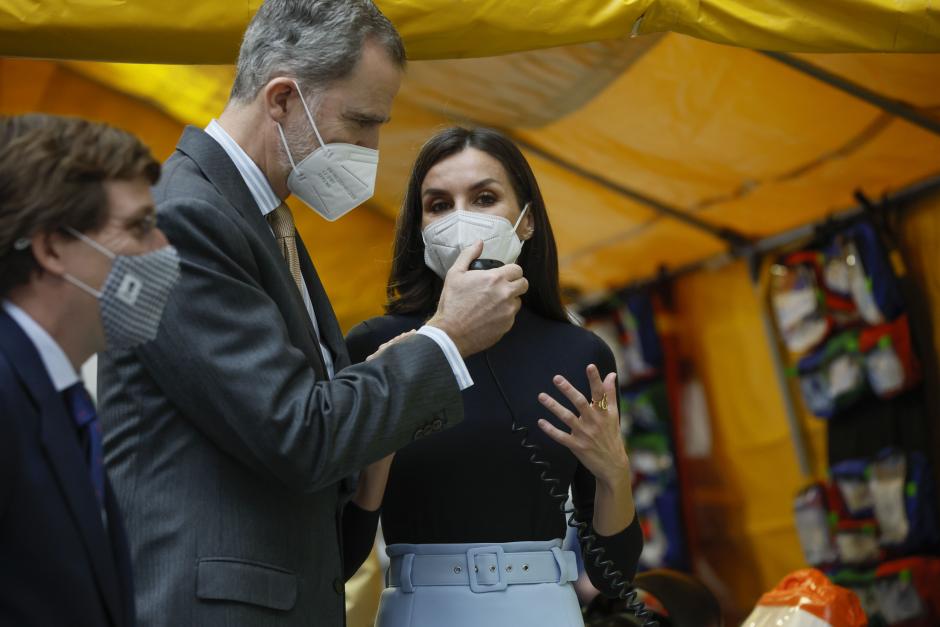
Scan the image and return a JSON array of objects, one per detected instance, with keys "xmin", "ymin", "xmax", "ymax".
[{"xmin": 97, "ymin": 2, "xmax": 527, "ymax": 625}]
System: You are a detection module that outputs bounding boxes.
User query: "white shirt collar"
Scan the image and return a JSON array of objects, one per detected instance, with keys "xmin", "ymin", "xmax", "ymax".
[
  {"xmin": 204, "ymin": 119, "xmax": 282, "ymax": 217},
  {"xmin": 2, "ymin": 300, "xmax": 80, "ymax": 392}
]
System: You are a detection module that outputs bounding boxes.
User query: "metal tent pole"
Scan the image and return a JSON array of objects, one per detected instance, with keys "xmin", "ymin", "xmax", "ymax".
[{"xmin": 760, "ymin": 51, "xmax": 940, "ymax": 138}]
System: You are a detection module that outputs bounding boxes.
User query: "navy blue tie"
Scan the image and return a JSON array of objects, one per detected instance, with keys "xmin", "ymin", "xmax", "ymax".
[{"xmin": 62, "ymin": 383, "xmax": 105, "ymax": 509}]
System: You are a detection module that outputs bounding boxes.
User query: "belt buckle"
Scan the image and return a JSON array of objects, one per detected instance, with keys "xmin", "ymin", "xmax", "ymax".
[
  {"xmin": 399, "ymin": 553, "xmax": 416, "ymax": 593},
  {"xmin": 467, "ymin": 546, "xmax": 508, "ymax": 593},
  {"xmin": 551, "ymin": 546, "xmax": 568, "ymax": 585}
]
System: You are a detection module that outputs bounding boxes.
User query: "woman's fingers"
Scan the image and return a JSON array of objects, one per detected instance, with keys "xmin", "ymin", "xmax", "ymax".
[
  {"xmin": 537, "ymin": 418, "xmax": 575, "ymax": 448},
  {"xmin": 537, "ymin": 368, "xmax": 627, "ymax": 483},
  {"xmin": 603, "ymin": 372, "xmax": 617, "ymax": 413},
  {"xmin": 586, "ymin": 364, "xmax": 607, "ymax": 412},
  {"xmin": 552, "ymin": 374, "xmax": 591, "ymax": 415},
  {"xmin": 538, "ymin": 393, "xmax": 578, "ymax": 429}
]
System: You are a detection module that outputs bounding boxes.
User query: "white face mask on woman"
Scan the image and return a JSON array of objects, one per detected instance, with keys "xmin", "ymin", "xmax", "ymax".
[
  {"xmin": 422, "ymin": 203, "xmax": 530, "ymax": 278},
  {"xmin": 275, "ymin": 80, "xmax": 379, "ymax": 222}
]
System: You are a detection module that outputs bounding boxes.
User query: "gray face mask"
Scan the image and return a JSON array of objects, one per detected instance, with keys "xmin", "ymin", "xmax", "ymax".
[{"xmin": 62, "ymin": 228, "xmax": 181, "ymax": 350}]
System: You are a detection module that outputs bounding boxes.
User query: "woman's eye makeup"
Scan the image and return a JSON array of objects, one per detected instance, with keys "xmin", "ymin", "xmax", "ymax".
[
  {"xmin": 475, "ymin": 192, "xmax": 498, "ymax": 206},
  {"xmin": 424, "ymin": 190, "xmax": 501, "ymax": 213},
  {"xmin": 427, "ymin": 199, "xmax": 451, "ymax": 213}
]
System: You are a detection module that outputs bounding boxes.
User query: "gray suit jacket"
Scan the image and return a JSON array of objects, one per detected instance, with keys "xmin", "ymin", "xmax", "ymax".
[{"xmin": 98, "ymin": 127, "xmax": 463, "ymax": 627}]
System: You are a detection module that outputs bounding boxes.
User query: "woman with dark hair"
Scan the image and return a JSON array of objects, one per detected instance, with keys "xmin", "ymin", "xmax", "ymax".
[{"xmin": 344, "ymin": 127, "xmax": 642, "ymax": 627}]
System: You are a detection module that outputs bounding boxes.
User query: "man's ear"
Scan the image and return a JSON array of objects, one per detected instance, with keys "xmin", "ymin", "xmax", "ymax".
[
  {"xmin": 29, "ymin": 230, "xmax": 69, "ymax": 276},
  {"xmin": 263, "ymin": 77, "xmax": 298, "ymax": 124}
]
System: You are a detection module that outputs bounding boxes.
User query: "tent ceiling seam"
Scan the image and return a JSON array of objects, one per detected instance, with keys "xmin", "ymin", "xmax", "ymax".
[
  {"xmin": 402, "ymin": 108, "xmax": 751, "ymax": 258},
  {"xmin": 576, "ymin": 173, "xmax": 940, "ymax": 305},
  {"xmin": 558, "ymin": 218, "xmax": 660, "ymax": 267},
  {"xmin": 496, "ymin": 128, "xmax": 752, "ymax": 246},
  {"xmin": 759, "ymin": 51, "xmax": 940, "ymax": 138},
  {"xmin": 686, "ymin": 112, "xmax": 894, "ymax": 216}
]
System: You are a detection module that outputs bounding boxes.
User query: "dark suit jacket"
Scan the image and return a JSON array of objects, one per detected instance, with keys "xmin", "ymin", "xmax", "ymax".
[
  {"xmin": 97, "ymin": 127, "xmax": 463, "ymax": 627},
  {"xmin": 0, "ymin": 310, "xmax": 135, "ymax": 627}
]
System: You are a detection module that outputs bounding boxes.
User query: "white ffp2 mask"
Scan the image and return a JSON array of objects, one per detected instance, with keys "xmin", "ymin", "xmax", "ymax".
[
  {"xmin": 422, "ymin": 204, "xmax": 529, "ymax": 278},
  {"xmin": 276, "ymin": 80, "xmax": 378, "ymax": 222}
]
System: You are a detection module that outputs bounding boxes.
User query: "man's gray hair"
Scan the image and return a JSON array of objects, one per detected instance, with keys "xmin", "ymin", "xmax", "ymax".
[{"xmin": 230, "ymin": 0, "xmax": 406, "ymax": 103}]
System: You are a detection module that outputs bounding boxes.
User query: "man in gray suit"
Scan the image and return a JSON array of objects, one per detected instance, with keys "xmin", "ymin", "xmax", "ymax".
[{"xmin": 97, "ymin": 1, "xmax": 528, "ymax": 625}]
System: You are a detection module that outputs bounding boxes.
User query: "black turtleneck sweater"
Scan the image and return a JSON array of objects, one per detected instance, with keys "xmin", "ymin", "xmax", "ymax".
[{"xmin": 341, "ymin": 307, "xmax": 643, "ymax": 596}]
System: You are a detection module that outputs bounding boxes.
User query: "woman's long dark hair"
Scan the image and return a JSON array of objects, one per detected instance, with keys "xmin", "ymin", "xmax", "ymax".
[{"xmin": 386, "ymin": 126, "xmax": 569, "ymax": 323}]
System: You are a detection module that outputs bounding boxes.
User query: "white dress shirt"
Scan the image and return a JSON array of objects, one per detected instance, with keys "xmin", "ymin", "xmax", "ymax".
[
  {"xmin": 3, "ymin": 300, "xmax": 80, "ymax": 392},
  {"xmin": 204, "ymin": 120, "xmax": 472, "ymax": 389}
]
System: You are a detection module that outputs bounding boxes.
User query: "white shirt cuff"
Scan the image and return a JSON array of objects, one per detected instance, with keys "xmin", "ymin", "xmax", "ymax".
[{"xmin": 416, "ymin": 325, "xmax": 473, "ymax": 390}]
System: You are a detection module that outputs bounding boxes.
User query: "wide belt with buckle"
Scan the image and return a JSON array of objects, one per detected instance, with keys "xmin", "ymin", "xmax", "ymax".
[{"xmin": 387, "ymin": 545, "xmax": 578, "ymax": 594}]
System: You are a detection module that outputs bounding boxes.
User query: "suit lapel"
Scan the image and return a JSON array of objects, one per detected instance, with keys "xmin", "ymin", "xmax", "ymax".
[
  {"xmin": 175, "ymin": 127, "xmax": 275, "ymax": 255},
  {"xmin": 294, "ymin": 240, "xmax": 359, "ymax": 498},
  {"xmin": 174, "ymin": 127, "xmax": 329, "ymax": 378},
  {"xmin": 296, "ymin": 237, "xmax": 351, "ymax": 371},
  {"xmin": 0, "ymin": 312, "xmax": 123, "ymax": 627}
]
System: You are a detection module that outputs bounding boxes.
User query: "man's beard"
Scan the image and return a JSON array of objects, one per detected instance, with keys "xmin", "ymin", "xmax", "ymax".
[{"xmin": 280, "ymin": 113, "xmax": 321, "ymax": 172}]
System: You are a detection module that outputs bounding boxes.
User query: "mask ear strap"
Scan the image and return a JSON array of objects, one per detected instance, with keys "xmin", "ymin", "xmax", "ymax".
[
  {"xmin": 513, "ymin": 203, "xmax": 530, "ymax": 232},
  {"xmin": 65, "ymin": 227, "xmax": 116, "ymax": 260},
  {"xmin": 60, "ymin": 227, "xmax": 110, "ymax": 299},
  {"xmin": 63, "ymin": 273, "xmax": 104, "ymax": 299},
  {"xmin": 275, "ymin": 123, "xmax": 299, "ymax": 170},
  {"xmin": 291, "ymin": 79, "xmax": 329, "ymax": 153}
]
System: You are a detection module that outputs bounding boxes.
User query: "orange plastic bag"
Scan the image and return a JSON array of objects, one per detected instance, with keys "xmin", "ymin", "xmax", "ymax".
[{"xmin": 743, "ymin": 569, "xmax": 868, "ymax": 627}]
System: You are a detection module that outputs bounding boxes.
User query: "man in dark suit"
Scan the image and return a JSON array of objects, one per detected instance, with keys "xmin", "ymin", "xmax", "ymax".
[
  {"xmin": 96, "ymin": 1, "xmax": 528, "ymax": 626},
  {"xmin": 0, "ymin": 114, "xmax": 176, "ymax": 626}
]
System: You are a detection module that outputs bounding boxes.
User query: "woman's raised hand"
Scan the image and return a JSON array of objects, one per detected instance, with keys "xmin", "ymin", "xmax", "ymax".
[{"xmin": 536, "ymin": 364, "xmax": 631, "ymax": 489}]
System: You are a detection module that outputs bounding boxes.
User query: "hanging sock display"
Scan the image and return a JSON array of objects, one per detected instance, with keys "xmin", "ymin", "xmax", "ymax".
[
  {"xmin": 583, "ymin": 290, "xmax": 688, "ymax": 573},
  {"xmin": 830, "ymin": 459, "xmax": 876, "ymax": 520},
  {"xmin": 858, "ymin": 315, "xmax": 921, "ymax": 399},
  {"xmin": 796, "ymin": 330, "xmax": 868, "ymax": 419},
  {"xmin": 869, "ymin": 449, "xmax": 940, "ymax": 555},
  {"xmin": 794, "ymin": 483, "xmax": 839, "ymax": 568},
  {"xmin": 872, "ymin": 558, "xmax": 940, "ymax": 626}
]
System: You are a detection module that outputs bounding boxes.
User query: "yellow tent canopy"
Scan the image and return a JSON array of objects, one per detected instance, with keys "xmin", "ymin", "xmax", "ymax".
[
  {"xmin": 1, "ymin": 0, "xmax": 940, "ymax": 62},
  {"xmin": 11, "ymin": 37, "xmax": 934, "ymax": 320}
]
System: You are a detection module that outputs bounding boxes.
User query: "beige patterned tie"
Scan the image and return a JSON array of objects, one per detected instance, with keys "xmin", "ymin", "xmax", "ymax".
[{"xmin": 267, "ymin": 203, "xmax": 305, "ymax": 295}]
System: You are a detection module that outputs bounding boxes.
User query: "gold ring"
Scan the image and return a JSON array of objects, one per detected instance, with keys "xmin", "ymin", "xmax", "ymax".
[{"xmin": 590, "ymin": 394, "xmax": 608, "ymax": 412}]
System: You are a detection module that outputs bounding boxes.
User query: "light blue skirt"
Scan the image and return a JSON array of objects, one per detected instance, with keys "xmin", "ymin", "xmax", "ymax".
[{"xmin": 375, "ymin": 540, "xmax": 585, "ymax": 627}]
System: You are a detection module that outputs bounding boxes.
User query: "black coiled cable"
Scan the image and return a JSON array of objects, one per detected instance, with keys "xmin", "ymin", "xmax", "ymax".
[{"xmin": 484, "ymin": 350, "xmax": 658, "ymax": 627}]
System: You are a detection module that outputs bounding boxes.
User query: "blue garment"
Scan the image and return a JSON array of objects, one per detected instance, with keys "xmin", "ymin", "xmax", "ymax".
[
  {"xmin": 377, "ymin": 540, "xmax": 584, "ymax": 627},
  {"xmin": 63, "ymin": 382, "xmax": 106, "ymax": 508},
  {"xmin": 0, "ymin": 310, "xmax": 135, "ymax": 627}
]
